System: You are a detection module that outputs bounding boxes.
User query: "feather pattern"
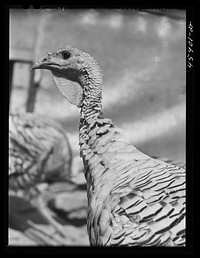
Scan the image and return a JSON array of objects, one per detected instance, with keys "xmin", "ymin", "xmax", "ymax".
[
  {"xmin": 32, "ymin": 45, "xmax": 186, "ymax": 246},
  {"xmin": 79, "ymin": 117, "xmax": 185, "ymax": 246},
  {"xmin": 9, "ymin": 113, "xmax": 72, "ymax": 189}
]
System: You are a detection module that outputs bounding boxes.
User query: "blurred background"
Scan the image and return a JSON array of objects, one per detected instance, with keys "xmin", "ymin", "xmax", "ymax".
[{"xmin": 9, "ymin": 8, "xmax": 186, "ymax": 246}]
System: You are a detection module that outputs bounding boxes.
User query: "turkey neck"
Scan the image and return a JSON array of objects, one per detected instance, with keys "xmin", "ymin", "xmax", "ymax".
[
  {"xmin": 79, "ymin": 81, "xmax": 104, "ymax": 179},
  {"xmin": 80, "ymin": 90, "xmax": 102, "ymax": 123},
  {"xmin": 78, "ymin": 67, "xmax": 117, "ymax": 205}
]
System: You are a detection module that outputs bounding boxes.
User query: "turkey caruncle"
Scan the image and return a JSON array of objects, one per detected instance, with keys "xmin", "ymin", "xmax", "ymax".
[{"xmin": 32, "ymin": 46, "xmax": 186, "ymax": 247}]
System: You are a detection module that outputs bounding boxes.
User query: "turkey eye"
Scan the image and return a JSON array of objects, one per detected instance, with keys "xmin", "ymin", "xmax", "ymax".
[{"xmin": 62, "ymin": 51, "xmax": 71, "ymax": 60}]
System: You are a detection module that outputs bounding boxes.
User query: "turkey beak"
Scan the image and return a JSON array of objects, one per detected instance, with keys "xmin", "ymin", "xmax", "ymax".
[
  {"xmin": 31, "ymin": 55, "xmax": 48, "ymax": 70},
  {"xmin": 31, "ymin": 53, "xmax": 60, "ymax": 71},
  {"xmin": 31, "ymin": 62, "xmax": 43, "ymax": 70}
]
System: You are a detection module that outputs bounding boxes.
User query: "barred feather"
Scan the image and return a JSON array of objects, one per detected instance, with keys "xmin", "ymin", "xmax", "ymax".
[
  {"xmin": 79, "ymin": 119, "xmax": 185, "ymax": 246},
  {"xmin": 9, "ymin": 113, "xmax": 72, "ymax": 190}
]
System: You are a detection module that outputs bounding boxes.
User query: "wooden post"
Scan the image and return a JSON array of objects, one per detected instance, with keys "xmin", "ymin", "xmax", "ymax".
[
  {"xmin": 26, "ymin": 63, "xmax": 39, "ymax": 112},
  {"xmin": 26, "ymin": 10, "xmax": 50, "ymax": 113},
  {"xmin": 9, "ymin": 60, "xmax": 14, "ymax": 107}
]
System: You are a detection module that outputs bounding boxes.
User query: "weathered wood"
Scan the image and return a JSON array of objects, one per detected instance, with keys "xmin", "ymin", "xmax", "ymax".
[
  {"xmin": 9, "ymin": 60, "xmax": 14, "ymax": 107},
  {"xmin": 26, "ymin": 65, "xmax": 39, "ymax": 113},
  {"xmin": 9, "ymin": 59, "xmax": 39, "ymax": 112}
]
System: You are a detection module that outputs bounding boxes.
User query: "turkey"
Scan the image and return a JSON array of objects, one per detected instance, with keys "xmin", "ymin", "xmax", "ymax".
[
  {"xmin": 9, "ymin": 112, "xmax": 73, "ymax": 240},
  {"xmin": 32, "ymin": 46, "xmax": 186, "ymax": 246}
]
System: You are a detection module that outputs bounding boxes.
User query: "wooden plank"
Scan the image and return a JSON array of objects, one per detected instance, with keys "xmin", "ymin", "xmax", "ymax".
[{"xmin": 9, "ymin": 48, "xmax": 33, "ymax": 62}]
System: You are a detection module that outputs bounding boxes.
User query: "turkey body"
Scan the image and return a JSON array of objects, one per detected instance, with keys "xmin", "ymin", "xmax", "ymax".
[
  {"xmin": 9, "ymin": 112, "xmax": 72, "ymax": 191},
  {"xmin": 32, "ymin": 46, "xmax": 186, "ymax": 246},
  {"xmin": 9, "ymin": 112, "xmax": 73, "ymax": 240},
  {"xmin": 80, "ymin": 118, "xmax": 185, "ymax": 246}
]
